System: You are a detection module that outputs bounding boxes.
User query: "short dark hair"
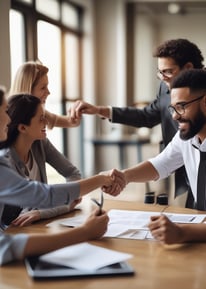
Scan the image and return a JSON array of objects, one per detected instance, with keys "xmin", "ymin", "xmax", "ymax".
[
  {"xmin": 0, "ymin": 94, "xmax": 41, "ymax": 148},
  {"xmin": 153, "ymin": 39, "xmax": 204, "ymax": 69},
  {"xmin": 171, "ymin": 69, "xmax": 206, "ymax": 94}
]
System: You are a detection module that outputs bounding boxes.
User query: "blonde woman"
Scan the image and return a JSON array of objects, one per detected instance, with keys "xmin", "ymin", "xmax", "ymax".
[{"xmin": 9, "ymin": 60, "xmax": 80, "ymax": 129}]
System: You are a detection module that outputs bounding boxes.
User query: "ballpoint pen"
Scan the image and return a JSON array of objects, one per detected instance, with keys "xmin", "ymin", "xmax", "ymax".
[{"xmin": 91, "ymin": 191, "xmax": 104, "ymax": 215}]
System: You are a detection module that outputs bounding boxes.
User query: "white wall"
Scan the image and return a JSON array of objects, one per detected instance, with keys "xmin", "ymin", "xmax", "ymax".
[
  {"xmin": 94, "ymin": 0, "xmax": 126, "ymax": 108},
  {"xmin": 81, "ymin": 0, "xmax": 128, "ymax": 175},
  {"xmin": 158, "ymin": 13, "xmax": 206, "ymax": 63}
]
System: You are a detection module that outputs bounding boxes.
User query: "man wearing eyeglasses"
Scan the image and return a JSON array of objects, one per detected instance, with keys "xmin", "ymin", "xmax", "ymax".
[
  {"xmin": 70, "ymin": 39, "xmax": 204, "ymax": 208},
  {"xmin": 109, "ymin": 69, "xmax": 206, "ymax": 212}
]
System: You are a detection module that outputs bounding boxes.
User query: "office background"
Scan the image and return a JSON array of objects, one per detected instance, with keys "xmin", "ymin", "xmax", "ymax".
[{"xmin": 1, "ymin": 0, "xmax": 206, "ymax": 205}]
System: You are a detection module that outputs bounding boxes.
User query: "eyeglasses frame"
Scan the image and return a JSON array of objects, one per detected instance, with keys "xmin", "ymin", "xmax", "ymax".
[
  {"xmin": 168, "ymin": 94, "xmax": 205, "ymax": 116},
  {"xmin": 157, "ymin": 67, "xmax": 179, "ymax": 79}
]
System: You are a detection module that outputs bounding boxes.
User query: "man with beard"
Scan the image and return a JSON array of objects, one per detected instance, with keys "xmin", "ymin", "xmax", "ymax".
[{"xmin": 105, "ymin": 69, "xmax": 206, "ymax": 213}]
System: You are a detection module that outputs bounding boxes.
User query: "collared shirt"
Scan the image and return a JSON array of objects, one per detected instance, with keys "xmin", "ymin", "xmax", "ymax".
[
  {"xmin": 0, "ymin": 156, "xmax": 80, "ymax": 265},
  {"xmin": 149, "ymin": 131, "xmax": 206, "ymax": 203}
]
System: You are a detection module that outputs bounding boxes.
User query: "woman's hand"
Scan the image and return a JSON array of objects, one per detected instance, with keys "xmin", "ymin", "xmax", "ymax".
[
  {"xmin": 66, "ymin": 115, "xmax": 81, "ymax": 127},
  {"xmin": 11, "ymin": 210, "xmax": 41, "ymax": 227},
  {"xmin": 82, "ymin": 209, "xmax": 109, "ymax": 240},
  {"xmin": 69, "ymin": 198, "xmax": 82, "ymax": 211}
]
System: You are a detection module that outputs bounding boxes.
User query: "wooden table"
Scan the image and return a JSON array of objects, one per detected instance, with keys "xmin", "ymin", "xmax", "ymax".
[{"xmin": 1, "ymin": 199, "xmax": 206, "ymax": 289}]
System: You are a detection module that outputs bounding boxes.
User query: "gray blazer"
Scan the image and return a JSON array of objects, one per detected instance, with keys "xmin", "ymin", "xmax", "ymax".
[{"xmin": 1, "ymin": 138, "xmax": 81, "ymax": 219}]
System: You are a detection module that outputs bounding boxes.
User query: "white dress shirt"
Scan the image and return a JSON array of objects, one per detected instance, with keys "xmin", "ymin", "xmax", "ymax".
[{"xmin": 149, "ymin": 131, "xmax": 206, "ymax": 203}]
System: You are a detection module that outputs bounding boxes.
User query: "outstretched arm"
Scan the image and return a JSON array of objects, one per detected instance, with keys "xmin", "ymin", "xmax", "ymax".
[
  {"xmin": 45, "ymin": 110, "xmax": 81, "ymax": 129},
  {"xmin": 123, "ymin": 161, "xmax": 159, "ymax": 184},
  {"xmin": 69, "ymin": 100, "xmax": 111, "ymax": 119},
  {"xmin": 11, "ymin": 199, "xmax": 82, "ymax": 227},
  {"xmin": 101, "ymin": 162, "xmax": 158, "ymax": 196}
]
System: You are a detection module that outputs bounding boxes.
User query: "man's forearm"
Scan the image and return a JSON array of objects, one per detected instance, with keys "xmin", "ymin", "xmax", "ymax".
[{"xmin": 123, "ymin": 161, "xmax": 159, "ymax": 184}]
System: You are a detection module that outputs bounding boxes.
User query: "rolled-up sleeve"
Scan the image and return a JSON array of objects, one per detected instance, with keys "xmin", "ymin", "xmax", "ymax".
[{"xmin": 149, "ymin": 132, "xmax": 184, "ymax": 180}]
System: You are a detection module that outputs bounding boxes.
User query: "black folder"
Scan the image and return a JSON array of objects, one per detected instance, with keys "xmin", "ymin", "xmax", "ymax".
[{"xmin": 25, "ymin": 256, "xmax": 135, "ymax": 280}]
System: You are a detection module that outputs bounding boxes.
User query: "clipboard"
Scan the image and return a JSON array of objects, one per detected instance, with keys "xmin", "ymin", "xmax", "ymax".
[{"xmin": 25, "ymin": 256, "xmax": 135, "ymax": 280}]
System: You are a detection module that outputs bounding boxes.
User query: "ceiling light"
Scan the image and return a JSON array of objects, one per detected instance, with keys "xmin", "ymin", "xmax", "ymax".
[{"xmin": 168, "ymin": 3, "xmax": 181, "ymax": 14}]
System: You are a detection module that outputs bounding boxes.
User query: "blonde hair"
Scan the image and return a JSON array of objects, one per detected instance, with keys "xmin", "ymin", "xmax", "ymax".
[{"xmin": 9, "ymin": 60, "xmax": 49, "ymax": 96}]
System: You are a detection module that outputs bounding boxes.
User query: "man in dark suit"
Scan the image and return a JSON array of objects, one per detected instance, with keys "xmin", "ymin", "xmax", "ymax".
[{"xmin": 70, "ymin": 39, "xmax": 204, "ymax": 207}]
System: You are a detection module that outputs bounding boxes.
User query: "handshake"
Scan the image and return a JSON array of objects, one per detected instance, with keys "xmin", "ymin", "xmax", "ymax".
[{"xmin": 99, "ymin": 169, "xmax": 127, "ymax": 196}]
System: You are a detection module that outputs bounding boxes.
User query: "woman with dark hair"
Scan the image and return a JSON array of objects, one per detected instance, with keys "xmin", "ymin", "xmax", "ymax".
[{"xmin": 0, "ymin": 93, "xmax": 82, "ymax": 226}]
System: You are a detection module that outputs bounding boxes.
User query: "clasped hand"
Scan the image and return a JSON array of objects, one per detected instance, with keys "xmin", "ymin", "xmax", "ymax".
[{"xmin": 99, "ymin": 169, "xmax": 127, "ymax": 196}]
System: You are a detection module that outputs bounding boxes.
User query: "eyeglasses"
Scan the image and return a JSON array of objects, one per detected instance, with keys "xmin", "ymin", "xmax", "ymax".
[
  {"xmin": 168, "ymin": 94, "xmax": 205, "ymax": 116},
  {"xmin": 157, "ymin": 68, "xmax": 176, "ymax": 79}
]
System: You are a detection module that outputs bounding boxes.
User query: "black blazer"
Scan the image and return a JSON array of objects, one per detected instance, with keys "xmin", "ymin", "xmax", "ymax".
[{"xmin": 111, "ymin": 81, "xmax": 189, "ymax": 200}]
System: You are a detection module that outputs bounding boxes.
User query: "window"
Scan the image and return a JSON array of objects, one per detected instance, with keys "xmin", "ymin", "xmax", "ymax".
[
  {"xmin": 62, "ymin": 2, "xmax": 79, "ymax": 29},
  {"xmin": 9, "ymin": 9, "xmax": 25, "ymax": 82},
  {"xmin": 16, "ymin": 0, "xmax": 32, "ymax": 4},
  {"xmin": 36, "ymin": 0, "xmax": 60, "ymax": 20},
  {"xmin": 37, "ymin": 20, "xmax": 62, "ymax": 150},
  {"xmin": 65, "ymin": 33, "xmax": 80, "ymax": 100}
]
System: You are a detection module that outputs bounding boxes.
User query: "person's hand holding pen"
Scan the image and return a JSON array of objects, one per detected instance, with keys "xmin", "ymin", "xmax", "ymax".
[
  {"xmin": 148, "ymin": 214, "xmax": 184, "ymax": 244},
  {"xmin": 82, "ymin": 205, "xmax": 109, "ymax": 240}
]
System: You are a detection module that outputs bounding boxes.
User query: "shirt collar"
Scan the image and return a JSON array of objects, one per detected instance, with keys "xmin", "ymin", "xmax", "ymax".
[{"xmin": 191, "ymin": 135, "xmax": 206, "ymax": 152}]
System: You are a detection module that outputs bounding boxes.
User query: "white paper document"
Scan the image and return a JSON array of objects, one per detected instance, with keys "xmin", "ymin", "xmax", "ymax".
[
  {"xmin": 56, "ymin": 209, "xmax": 206, "ymax": 241},
  {"xmin": 60, "ymin": 215, "xmax": 87, "ymax": 227},
  {"xmin": 108, "ymin": 209, "xmax": 206, "ymax": 226},
  {"xmin": 39, "ymin": 243, "xmax": 132, "ymax": 271},
  {"xmin": 103, "ymin": 209, "xmax": 206, "ymax": 240}
]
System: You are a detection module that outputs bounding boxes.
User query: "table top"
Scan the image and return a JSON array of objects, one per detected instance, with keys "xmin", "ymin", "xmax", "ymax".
[{"xmin": 1, "ymin": 199, "xmax": 206, "ymax": 289}]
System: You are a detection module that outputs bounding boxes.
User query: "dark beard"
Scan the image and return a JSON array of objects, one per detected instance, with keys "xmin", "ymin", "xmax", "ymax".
[{"xmin": 179, "ymin": 111, "xmax": 206, "ymax": 140}]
